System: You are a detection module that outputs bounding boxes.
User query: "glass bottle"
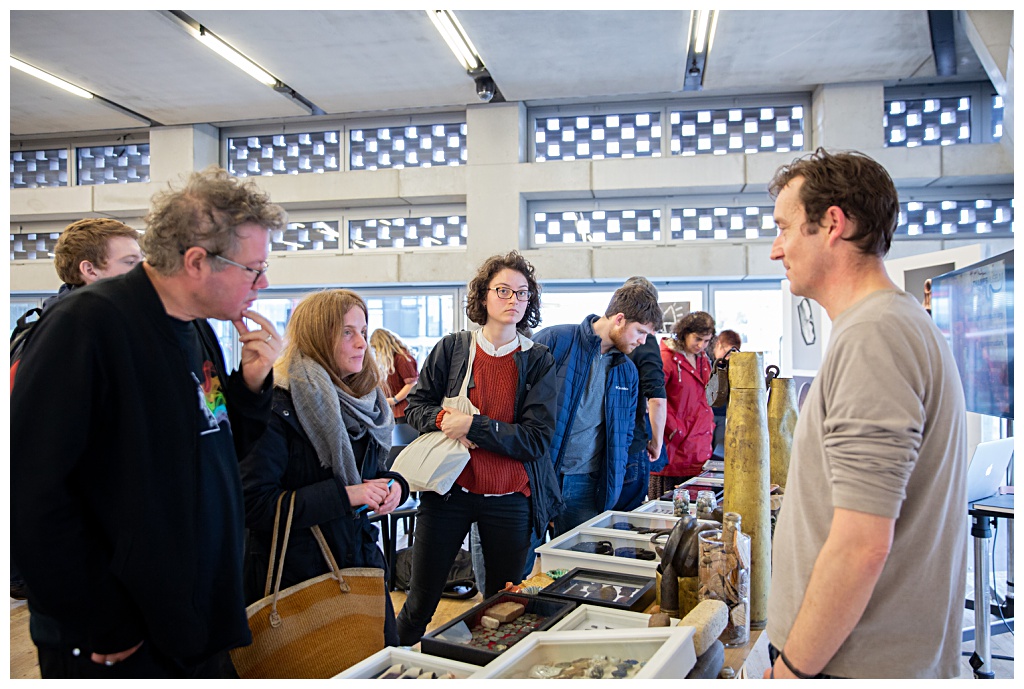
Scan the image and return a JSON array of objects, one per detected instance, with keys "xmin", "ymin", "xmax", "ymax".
[
  {"xmin": 697, "ymin": 511, "xmax": 751, "ymax": 646},
  {"xmin": 695, "ymin": 490, "xmax": 717, "ymax": 520},
  {"xmin": 673, "ymin": 485, "xmax": 691, "ymax": 517}
]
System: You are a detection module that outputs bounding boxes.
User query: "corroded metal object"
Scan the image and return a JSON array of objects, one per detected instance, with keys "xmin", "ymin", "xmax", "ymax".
[
  {"xmin": 651, "ymin": 514, "xmax": 720, "ymax": 617},
  {"xmin": 767, "ymin": 377, "xmax": 799, "ymax": 491},
  {"xmin": 723, "ymin": 351, "xmax": 771, "ymax": 630}
]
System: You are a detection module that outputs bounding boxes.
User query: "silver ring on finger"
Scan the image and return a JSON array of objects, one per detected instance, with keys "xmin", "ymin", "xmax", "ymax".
[{"xmin": 266, "ymin": 333, "xmax": 273, "ymax": 342}]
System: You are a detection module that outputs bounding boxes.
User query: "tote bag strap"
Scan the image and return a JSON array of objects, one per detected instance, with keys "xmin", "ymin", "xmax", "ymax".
[
  {"xmin": 457, "ymin": 331, "xmax": 478, "ymax": 398},
  {"xmin": 263, "ymin": 491, "xmax": 290, "ymax": 598}
]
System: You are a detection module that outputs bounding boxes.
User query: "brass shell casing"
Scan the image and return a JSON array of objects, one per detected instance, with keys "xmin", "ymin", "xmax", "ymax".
[
  {"xmin": 723, "ymin": 351, "xmax": 770, "ymax": 629},
  {"xmin": 767, "ymin": 377, "xmax": 799, "ymax": 491}
]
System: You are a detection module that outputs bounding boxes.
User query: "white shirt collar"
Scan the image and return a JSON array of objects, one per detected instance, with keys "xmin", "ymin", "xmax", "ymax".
[{"xmin": 476, "ymin": 331, "xmax": 533, "ymax": 357}]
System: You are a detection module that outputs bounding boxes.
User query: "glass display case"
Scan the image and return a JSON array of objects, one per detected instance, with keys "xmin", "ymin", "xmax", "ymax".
[
  {"xmin": 577, "ymin": 509, "xmax": 681, "ymax": 534},
  {"xmin": 546, "ymin": 604, "xmax": 679, "ymax": 632},
  {"xmin": 535, "ymin": 529, "xmax": 661, "ymax": 578},
  {"xmin": 334, "ymin": 646, "xmax": 480, "ymax": 679},
  {"xmin": 469, "ymin": 627, "xmax": 697, "ymax": 679},
  {"xmin": 419, "ymin": 592, "xmax": 575, "ymax": 666}
]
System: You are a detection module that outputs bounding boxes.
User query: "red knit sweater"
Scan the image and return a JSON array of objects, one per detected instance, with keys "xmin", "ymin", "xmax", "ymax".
[{"xmin": 437, "ymin": 344, "xmax": 530, "ymax": 496}]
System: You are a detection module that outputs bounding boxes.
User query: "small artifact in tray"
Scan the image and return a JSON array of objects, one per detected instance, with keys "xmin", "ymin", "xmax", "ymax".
[
  {"xmin": 518, "ymin": 656, "xmax": 646, "ymax": 679},
  {"xmin": 540, "ymin": 567, "xmax": 656, "ymax": 612},
  {"xmin": 485, "ymin": 601, "xmax": 525, "ymax": 622},
  {"xmin": 465, "ymin": 612, "xmax": 545, "ymax": 651},
  {"xmin": 373, "ymin": 663, "xmax": 457, "ymax": 679}
]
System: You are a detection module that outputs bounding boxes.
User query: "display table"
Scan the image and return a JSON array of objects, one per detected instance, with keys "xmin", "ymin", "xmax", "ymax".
[
  {"xmin": 725, "ymin": 629, "xmax": 770, "ymax": 678},
  {"xmin": 638, "ymin": 599, "xmax": 769, "ymax": 679},
  {"xmin": 966, "ymin": 493, "xmax": 1015, "ymax": 679}
]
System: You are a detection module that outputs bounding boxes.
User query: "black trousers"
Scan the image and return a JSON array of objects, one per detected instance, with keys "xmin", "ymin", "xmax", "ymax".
[
  {"xmin": 37, "ymin": 643, "xmax": 237, "ymax": 679},
  {"xmin": 395, "ymin": 488, "xmax": 531, "ymax": 646}
]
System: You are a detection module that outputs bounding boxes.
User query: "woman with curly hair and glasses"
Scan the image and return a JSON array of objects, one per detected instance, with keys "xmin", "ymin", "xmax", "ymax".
[
  {"xmin": 369, "ymin": 328, "xmax": 419, "ymax": 424},
  {"xmin": 649, "ymin": 311, "xmax": 716, "ymax": 500},
  {"xmin": 395, "ymin": 251, "xmax": 561, "ymax": 646}
]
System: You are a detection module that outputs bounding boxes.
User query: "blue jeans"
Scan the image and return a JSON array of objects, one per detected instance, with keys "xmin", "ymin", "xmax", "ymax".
[
  {"xmin": 612, "ymin": 448, "xmax": 651, "ymax": 512},
  {"xmin": 395, "ymin": 488, "xmax": 531, "ymax": 646},
  {"xmin": 521, "ymin": 471, "xmax": 603, "ymax": 579}
]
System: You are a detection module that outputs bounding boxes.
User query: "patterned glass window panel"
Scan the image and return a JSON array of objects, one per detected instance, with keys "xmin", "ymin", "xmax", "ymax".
[
  {"xmin": 671, "ymin": 205, "xmax": 777, "ymax": 241},
  {"xmin": 883, "ymin": 96, "xmax": 971, "ymax": 147},
  {"xmin": 899, "ymin": 198, "xmax": 1013, "ymax": 237},
  {"xmin": 10, "ymin": 231, "xmax": 62, "ymax": 260},
  {"xmin": 348, "ymin": 215, "xmax": 467, "ymax": 249},
  {"xmin": 992, "ymin": 94, "xmax": 1004, "ymax": 141},
  {"xmin": 670, "ymin": 105, "xmax": 805, "ymax": 157},
  {"xmin": 533, "ymin": 112, "xmax": 662, "ymax": 161},
  {"xmin": 270, "ymin": 221, "xmax": 341, "ymax": 252},
  {"xmin": 532, "ymin": 209, "xmax": 661, "ymax": 245},
  {"xmin": 227, "ymin": 131, "xmax": 341, "ymax": 177},
  {"xmin": 76, "ymin": 144, "xmax": 150, "ymax": 185},
  {"xmin": 10, "ymin": 148, "xmax": 68, "ymax": 189},
  {"xmin": 350, "ymin": 123, "xmax": 467, "ymax": 170}
]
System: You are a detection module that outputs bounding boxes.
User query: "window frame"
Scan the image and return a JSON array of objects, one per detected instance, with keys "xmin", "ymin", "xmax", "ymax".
[
  {"xmin": 883, "ymin": 81, "xmax": 1000, "ymax": 145},
  {"xmin": 219, "ymin": 111, "xmax": 467, "ymax": 174},
  {"xmin": 527, "ymin": 92, "xmax": 813, "ymax": 163}
]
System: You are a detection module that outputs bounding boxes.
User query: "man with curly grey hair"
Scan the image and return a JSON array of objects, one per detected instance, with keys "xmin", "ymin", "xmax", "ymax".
[{"xmin": 11, "ymin": 167, "xmax": 288, "ymax": 678}]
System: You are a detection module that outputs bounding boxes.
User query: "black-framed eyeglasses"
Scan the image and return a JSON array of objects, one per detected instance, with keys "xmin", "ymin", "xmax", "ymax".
[
  {"xmin": 209, "ymin": 253, "xmax": 269, "ymax": 288},
  {"xmin": 491, "ymin": 286, "xmax": 531, "ymax": 302}
]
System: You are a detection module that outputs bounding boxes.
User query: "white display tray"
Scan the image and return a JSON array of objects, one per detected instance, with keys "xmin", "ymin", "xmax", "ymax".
[
  {"xmin": 334, "ymin": 646, "xmax": 480, "ymax": 679},
  {"xmin": 577, "ymin": 509, "xmax": 680, "ymax": 535},
  {"xmin": 535, "ymin": 528, "xmax": 659, "ymax": 578},
  {"xmin": 546, "ymin": 604, "xmax": 679, "ymax": 632},
  {"xmin": 468, "ymin": 626, "xmax": 697, "ymax": 679},
  {"xmin": 632, "ymin": 500, "xmax": 676, "ymax": 515}
]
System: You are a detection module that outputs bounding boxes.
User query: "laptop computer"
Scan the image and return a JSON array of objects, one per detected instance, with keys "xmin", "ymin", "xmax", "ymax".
[{"xmin": 966, "ymin": 437, "xmax": 1015, "ymax": 504}]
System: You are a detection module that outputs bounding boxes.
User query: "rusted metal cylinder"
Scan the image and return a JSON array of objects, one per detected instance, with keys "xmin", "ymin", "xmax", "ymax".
[
  {"xmin": 723, "ymin": 352, "xmax": 770, "ymax": 630},
  {"xmin": 767, "ymin": 377, "xmax": 799, "ymax": 492}
]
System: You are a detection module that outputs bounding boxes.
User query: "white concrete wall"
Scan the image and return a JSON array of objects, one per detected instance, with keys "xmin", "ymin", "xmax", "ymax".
[{"xmin": 9, "ymin": 83, "xmax": 1014, "ymax": 293}]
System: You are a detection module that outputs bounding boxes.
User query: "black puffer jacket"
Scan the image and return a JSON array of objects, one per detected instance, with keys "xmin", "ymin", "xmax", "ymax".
[
  {"xmin": 240, "ymin": 387, "xmax": 410, "ymax": 604},
  {"xmin": 404, "ymin": 330, "xmax": 562, "ymax": 538}
]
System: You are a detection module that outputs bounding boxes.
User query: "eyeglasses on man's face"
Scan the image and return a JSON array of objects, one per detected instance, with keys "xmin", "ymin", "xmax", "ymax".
[
  {"xmin": 491, "ymin": 286, "xmax": 531, "ymax": 302},
  {"xmin": 209, "ymin": 253, "xmax": 269, "ymax": 288}
]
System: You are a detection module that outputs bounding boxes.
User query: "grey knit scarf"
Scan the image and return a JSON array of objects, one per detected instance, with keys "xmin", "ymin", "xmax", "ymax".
[{"xmin": 284, "ymin": 352, "xmax": 393, "ymax": 486}]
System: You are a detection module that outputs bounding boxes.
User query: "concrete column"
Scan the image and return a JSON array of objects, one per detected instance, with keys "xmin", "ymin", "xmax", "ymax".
[
  {"xmin": 148, "ymin": 124, "xmax": 220, "ymax": 183},
  {"xmin": 465, "ymin": 103, "xmax": 528, "ymax": 264},
  {"xmin": 811, "ymin": 83, "xmax": 885, "ymax": 151},
  {"xmin": 961, "ymin": 10, "xmax": 1014, "ymax": 154}
]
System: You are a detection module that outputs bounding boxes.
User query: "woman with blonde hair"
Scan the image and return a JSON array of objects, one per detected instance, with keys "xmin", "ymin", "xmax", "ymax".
[
  {"xmin": 239, "ymin": 289, "xmax": 409, "ymax": 645},
  {"xmin": 369, "ymin": 328, "xmax": 419, "ymax": 423}
]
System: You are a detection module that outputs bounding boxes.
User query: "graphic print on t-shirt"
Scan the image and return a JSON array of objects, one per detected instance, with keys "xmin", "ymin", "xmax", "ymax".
[{"xmin": 192, "ymin": 359, "xmax": 231, "ymax": 435}]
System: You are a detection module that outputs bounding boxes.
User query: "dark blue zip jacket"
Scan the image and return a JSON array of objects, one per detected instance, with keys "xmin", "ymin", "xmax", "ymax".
[{"xmin": 533, "ymin": 315, "xmax": 638, "ymax": 510}]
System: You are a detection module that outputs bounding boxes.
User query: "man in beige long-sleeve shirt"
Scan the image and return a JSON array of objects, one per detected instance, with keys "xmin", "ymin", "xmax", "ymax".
[{"xmin": 764, "ymin": 148, "xmax": 968, "ymax": 679}]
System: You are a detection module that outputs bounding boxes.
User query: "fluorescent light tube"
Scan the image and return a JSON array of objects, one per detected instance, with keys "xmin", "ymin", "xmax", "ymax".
[
  {"xmin": 707, "ymin": 10, "xmax": 720, "ymax": 53},
  {"xmin": 10, "ymin": 57, "xmax": 93, "ymax": 98},
  {"xmin": 427, "ymin": 10, "xmax": 481, "ymax": 71},
  {"xmin": 197, "ymin": 28, "xmax": 277, "ymax": 86},
  {"xmin": 694, "ymin": 10, "xmax": 711, "ymax": 53}
]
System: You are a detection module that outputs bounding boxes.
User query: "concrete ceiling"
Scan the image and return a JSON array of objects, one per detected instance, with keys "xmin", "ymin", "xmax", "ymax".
[{"xmin": 9, "ymin": 9, "xmax": 991, "ymax": 138}]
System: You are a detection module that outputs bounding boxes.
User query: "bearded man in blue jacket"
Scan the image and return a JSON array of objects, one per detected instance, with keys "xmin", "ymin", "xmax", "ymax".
[{"xmin": 522, "ymin": 280, "xmax": 662, "ymax": 576}]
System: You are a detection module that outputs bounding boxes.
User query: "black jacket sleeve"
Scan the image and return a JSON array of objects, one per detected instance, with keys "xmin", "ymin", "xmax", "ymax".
[
  {"xmin": 10, "ymin": 295, "xmax": 145, "ymax": 654},
  {"xmin": 240, "ymin": 403, "xmax": 357, "ymax": 533},
  {"xmin": 466, "ymin": 346, "xmax": 557, "ymax": 463},
  {"xmin": 634, "ymin": 336, "xmax": 667, "ymax": 401},
  {"xmin": 403, "ymin": 334, "xmax": 455, "ymax": 434}
]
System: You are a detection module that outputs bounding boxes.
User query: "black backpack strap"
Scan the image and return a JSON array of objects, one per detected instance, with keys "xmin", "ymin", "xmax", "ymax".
[{"xmin": 10, "ymin": 307, "xmax": 43, "ymax": 360}]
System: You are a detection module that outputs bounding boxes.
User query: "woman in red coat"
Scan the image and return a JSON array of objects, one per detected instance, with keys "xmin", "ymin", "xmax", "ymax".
[{"xmin": 649, "ymin": 311, "xmax": 716, "ymax": 500}]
